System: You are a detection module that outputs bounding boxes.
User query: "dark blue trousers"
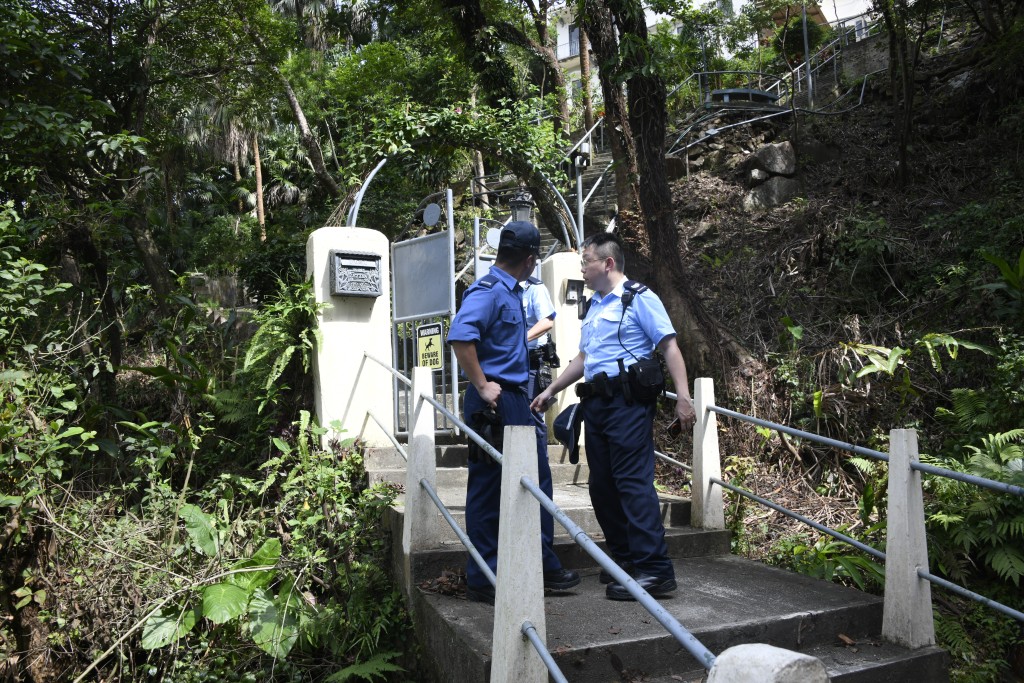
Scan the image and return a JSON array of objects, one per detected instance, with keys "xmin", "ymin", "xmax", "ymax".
[
  {"xmin": 463, "ymin": 385, "xmax": 562, "ymax": 589},
  {"xmin": 581, "ymin": 393, "xmax": 674, "ymax": 579}
]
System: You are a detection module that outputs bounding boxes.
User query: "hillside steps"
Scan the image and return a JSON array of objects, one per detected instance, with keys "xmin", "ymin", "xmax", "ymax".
[{"xmin": 365, "ymin": 445, "xmax": 949, "ymax": 682}]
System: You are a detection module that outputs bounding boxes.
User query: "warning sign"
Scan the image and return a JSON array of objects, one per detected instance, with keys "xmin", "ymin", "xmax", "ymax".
[{"xmin": 416, "ymin": 323, "xmax": 443, "ymax": 370}]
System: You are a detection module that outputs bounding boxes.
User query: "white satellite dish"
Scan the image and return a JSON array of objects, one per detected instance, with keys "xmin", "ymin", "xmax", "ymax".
[
  {"xmin": 485, "ymin": 227, "xmax": 502, "ymax": 250},
  {"xmin": 422, "ymin": 203, "xmax": 442, "ymax": 226}
]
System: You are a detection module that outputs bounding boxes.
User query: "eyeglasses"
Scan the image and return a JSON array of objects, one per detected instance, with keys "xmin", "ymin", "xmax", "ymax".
[{"xmin": 580, "ymin": 256, "xmax": 605, "ymax": 268}]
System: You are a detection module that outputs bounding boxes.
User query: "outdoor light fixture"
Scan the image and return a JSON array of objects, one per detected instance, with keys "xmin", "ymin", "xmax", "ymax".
[{"xmin": 509, "ymin": 189, "xmax": 534, "ymax": 222}]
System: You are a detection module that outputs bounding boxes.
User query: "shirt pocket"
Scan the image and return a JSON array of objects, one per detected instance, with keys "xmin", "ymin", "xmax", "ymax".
[{"xmin": 493, "ymin": 305, "xmax": 522, "ymax": 347}]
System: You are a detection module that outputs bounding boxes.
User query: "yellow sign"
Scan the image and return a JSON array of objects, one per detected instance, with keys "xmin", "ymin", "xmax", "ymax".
[{"xmin": 416, "ymin": 323, "xmax": 443, "ymax": 370}]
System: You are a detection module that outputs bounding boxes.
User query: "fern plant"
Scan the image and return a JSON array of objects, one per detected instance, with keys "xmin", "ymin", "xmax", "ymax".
[{"xmin": 926, "ymin": 430, "xmax": 1024, "ymax": 587}]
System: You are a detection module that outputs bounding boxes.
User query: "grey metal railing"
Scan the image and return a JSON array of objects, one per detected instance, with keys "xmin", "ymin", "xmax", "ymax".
[
  {"xmin": 679, "ymin": 384, "xmax": 1024, "ymax": 627},
  {"xmin": 376, "ymin": 359, "xmax": 720, "ymax": 678}
]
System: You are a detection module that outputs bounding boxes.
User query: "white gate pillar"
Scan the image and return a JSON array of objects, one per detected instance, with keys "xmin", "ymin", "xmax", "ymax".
[
  {"xmin": 883, "ymin": 428, "xmax": 935, "ymax": 647},
  {"xmin": 692, "ymin": 378, "xmax": 725, "ymax": 529},
  {"xmin": 306, "ymin": 227, "xmax": 394, "ymax": 447},
  {"xmin": 491, "ymin": 425, "xmax": 546, "ymax": 682}
]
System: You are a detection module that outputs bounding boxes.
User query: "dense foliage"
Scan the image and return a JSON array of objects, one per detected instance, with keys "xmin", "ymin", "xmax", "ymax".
[{"xmin": 1, "ymin": 0, "xmax": 1022, "ymax": 680}]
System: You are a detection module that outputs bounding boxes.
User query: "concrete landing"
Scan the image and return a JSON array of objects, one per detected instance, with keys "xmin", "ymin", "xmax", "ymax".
[{"xmin": 410, "ymin": 555, "xmax": 948, "ymax": 683}]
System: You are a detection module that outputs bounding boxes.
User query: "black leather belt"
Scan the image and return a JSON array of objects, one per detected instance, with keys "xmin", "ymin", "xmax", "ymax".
[
  {"xmin": 485, "ymin": 377, "xmax": 526, "ymax": 394},
  {"xmin": 575, "ymin": 373, "xmax": 623, "ymax": 399}
]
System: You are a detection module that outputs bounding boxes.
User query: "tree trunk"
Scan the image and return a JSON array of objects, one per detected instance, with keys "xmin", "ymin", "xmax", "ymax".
[
  {"xmin": 128, "ymin": 214, "xmax": 173, "ymax": 317},
  {"xmin": 274, "ymin": 66, "xmax": 342, "ymax": 197},
  {"xmin": 253, "ymin": 133, "xmax": 265, "ymax": 239},
  {"xmin": 580, "ymin": 28, "xmax": 595, "ymax": 131},
  {"xmin": 580, "ymin": 1, "xmax": 639, "ymax": 215},
  {"xmin": 603, "ymin": 0, "xmax": 755, "ymax": 379}
]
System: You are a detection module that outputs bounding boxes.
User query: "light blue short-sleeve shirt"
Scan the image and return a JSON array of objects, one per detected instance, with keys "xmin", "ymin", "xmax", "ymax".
[
  {"xmin": 580, "ymin": 280, "xmax": 675, "ymax": 381},
  {"xmin": 522, "ymin": 280, "xmax": 556, "ymax": 349}
]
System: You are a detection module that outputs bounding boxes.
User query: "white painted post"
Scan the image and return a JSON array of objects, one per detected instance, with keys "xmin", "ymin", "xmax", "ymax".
[
  {"xmin": 692, "ymin": 378, "xmax": 725, "ymax": 529},
  {"xmin": 707, "ymin": 644, "xmax": 828, "ymax": 682},
  {"xmin": 882, "ymin": 428, "xmax": 936, "ymax": 648},
  {"xmin": 401, "ymin": 367, "xmax": 440, "ymax": 601},
  {"xmin": 306, "ymin": 227, "xmax": 394, "ymax": 448},
  {"xmin": 491, "ymin": 426, "xmax": 546, "ymax": 682},
  {"xmin": 541, "ymin": 252, "xmax": 586, "ymax": 445}
]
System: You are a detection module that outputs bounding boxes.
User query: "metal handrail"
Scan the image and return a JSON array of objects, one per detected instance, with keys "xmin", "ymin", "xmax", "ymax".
[
  {"xmin": 522, "ymin": 621, "xmax": 569, "ymax": 683},
  {"xmin": 366, "ymin": 410, "xmax": 408, "ymax": 461},
  {"xmin": 918, "ymin": 570, "xmax": 1024, "ymax": 622},
  {"xmin": 911, "ymin": 460, "xmax": 1024, "ymax": 497},
  {"xmin": 707, "ymin": 405, "xmax": 890, "ymax": 462},
  {"xmin": 364, "ymin": 352, "xmax": 412, "ymax": 387},
  {"xmin": 564, "ymin": 117, "xmax": 605, "ymax": 160},
  {"xmin": 703, "ymin": 401, "xmax": 1024, "ymax": 624},
  {"xmin": 521, "ymin": 475, "xmax": 718, "ymax": 670},
  {"xmin": 419, "ymin": 393, "xmax": 503, "ymax": 465},
  {"xmin": 413, "ymin": 381, "xmax": 717, "ymax": 671},
  {"xmin": 655, "ymin": 450, "xmax": 691, "ymax": 472},
  {"xmin": 711, "ymin": 477, "xmax": 886, "ymax": 561},
  {"xmin": 418, "ymin": 477, "xmax": 495, "ymax": 586}
]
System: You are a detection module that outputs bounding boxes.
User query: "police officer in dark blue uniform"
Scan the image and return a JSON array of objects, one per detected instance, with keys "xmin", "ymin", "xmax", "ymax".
[
  {"xmin": 447, "ymin": 221, "xmax": 581, "ymax": 604},
  {"xmin": 532, "ymin": 233, "xmax": 696, "ymax": 601}
]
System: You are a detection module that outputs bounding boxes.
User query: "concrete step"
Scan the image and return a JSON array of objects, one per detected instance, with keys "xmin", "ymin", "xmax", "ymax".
[
  {"xmin": 370, "ymin": 461, "xmax": 591, "ymax": 488},
  {"xmin": 409, "ymin": 555, "xmax": 949, "ymax": 683}
]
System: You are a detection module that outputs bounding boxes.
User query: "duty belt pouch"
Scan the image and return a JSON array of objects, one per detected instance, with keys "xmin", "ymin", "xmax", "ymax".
[
  {"xmin": 536, "ymin": 364, "xmax": 552, "ymax": 396},
  {"xmin": 627, "ymin": 356, "xmax": 665, "ymax": 403},
  {"xmin": 467, "ymin": 407, "xmax": 503, "ymax": 464}
]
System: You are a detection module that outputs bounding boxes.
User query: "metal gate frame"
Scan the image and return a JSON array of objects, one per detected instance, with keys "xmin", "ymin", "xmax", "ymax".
[{"xmin": 390, "ymin": 189, "xmax": 460, "ymax": 436}]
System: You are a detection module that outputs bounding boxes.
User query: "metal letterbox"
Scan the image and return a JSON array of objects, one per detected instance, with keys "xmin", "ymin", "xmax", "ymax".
[{"xmin": 329, "ymin": 250, "xmax": 382, "ymax": 298}]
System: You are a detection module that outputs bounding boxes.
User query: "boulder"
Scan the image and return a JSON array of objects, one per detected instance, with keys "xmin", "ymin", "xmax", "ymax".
[
  {"xmin": 754, "ymin": 141, "xmax": 796, "ymax": 175},
  {"xmin": 750, "ymin": 168, "xmax": 770, "ymax": 186},
  {"xmin": 742, "ymin": 176, "xmax": 801, "ymax": 212}
]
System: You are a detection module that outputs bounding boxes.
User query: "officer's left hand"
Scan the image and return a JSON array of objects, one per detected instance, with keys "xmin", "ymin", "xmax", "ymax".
[{"xmin": 675, "ymin": 395, "xmax": 696, "ymax": 429}]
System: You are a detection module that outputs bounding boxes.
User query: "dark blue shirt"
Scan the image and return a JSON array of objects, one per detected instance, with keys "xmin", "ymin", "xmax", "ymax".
[{"xmin": 447, "ymin": 266, "xmax": 529, "ymax": 385}]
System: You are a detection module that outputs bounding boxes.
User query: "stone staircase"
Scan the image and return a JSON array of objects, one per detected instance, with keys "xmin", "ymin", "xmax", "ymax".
[{"xmin": 366, "ymin": 444, "xmax": 949, "ymax": 682}]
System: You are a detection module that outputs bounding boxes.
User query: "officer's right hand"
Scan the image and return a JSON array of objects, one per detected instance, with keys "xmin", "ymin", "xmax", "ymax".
[
  {"xmin": 530, "ymin": 388, "xmax": 553, "ymax": 413},
  {"xmin": 478, "ymin": 380, "xmax": 501, "ymax": 408}
]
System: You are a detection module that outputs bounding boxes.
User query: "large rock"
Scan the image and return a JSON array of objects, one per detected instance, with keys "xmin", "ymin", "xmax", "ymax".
[
  {"xmin": 754, "ymin": 141, "xmax": 797, "ymax": 175},
  {"xmin": 742, "ymin": 176, "xmax": 801, "ymax": 212}
]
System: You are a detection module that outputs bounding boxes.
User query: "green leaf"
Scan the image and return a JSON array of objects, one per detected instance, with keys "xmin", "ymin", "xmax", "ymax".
[
  {"xmin": 179, "ymin": 504, "xmax": 219, "ymax": 556},
  {"xmin": 247, "ymin": 588, "xmax": 299, "ymax": 658},
  {"xmin": 202, "ymin": 583, "xmax": 249, "ymax": 625},
  {"xmin": 325, "ymin": 651, "xmax": 405, "ymax": 682},
  {"xmin": 141, "ymin": 604, "xmax": 199, "ymax": 650}
]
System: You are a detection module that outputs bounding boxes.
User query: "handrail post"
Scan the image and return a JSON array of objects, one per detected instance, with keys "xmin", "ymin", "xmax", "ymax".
[
  {"xmin": 882, "ymin": 429, "xmax": 935, "ymax": 648},
  {"xmin": 491, "ymin": 425, "xmax": 546, "ymax": 682},
  {"xmin": 401, "ymin": 366, "xmax": 439, "ymax": 602},
  {"xmin": 692, "ymin": 378, "xmax": 725, "ymax": 529}
]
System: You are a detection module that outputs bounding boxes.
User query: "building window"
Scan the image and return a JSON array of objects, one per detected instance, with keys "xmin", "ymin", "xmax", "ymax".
[{"xmin": 569, "ymin": 24, "xmax": 580, "ymax": 57}]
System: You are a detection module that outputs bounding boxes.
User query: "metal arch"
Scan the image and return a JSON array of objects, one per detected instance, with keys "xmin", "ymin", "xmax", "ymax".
[{"xmin": 347, "ymin": 157, "xmax": 389, "ymax": 227}]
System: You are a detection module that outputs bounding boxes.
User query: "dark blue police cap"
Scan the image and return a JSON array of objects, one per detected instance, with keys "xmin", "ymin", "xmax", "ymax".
[
  {"xmin": 553, "ymin": 403, "xmax": 583, "ymax": 464},
  {"xmin": 500, "ymin": 221, "xmax": 541, "ymax": 255}
]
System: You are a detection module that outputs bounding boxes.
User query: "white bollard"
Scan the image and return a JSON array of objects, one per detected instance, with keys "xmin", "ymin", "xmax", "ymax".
[
  {"xmin": 400, "ymin": 367, "xmax": 441, "ymax": 603},
  {"xmin": 491, "ymin": 426, "xmax": 546, "ymax": 682},
  {"xmin": 882, "ymin": 428, "xmax": 935, "ymax": 648},
  {"xmin": 692, "ymin": 378, "xmax": 725, "ymax": 529},
  {"xmin": 707, "ymin": 644, "xmax": 829, "ymax": 682}
]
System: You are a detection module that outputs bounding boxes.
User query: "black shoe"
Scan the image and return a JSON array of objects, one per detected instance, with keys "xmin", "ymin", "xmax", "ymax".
[
  {"xmin": 543, "ymin": 568, "xmax": 582, "ymax": 591},
  {"xmin": 599, "ymin": 561, "xmax": 636, "ymax": 585},
  {"xmin": 465, "ymin": 585, "xmax": 495, "ymax": 605},
  {"xmin": 605, "ymin": 573, "xmax": 677, "ymax": 601}
]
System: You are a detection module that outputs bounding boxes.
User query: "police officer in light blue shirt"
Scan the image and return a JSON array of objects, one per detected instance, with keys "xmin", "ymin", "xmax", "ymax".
[
  {"xmin": 447, "ymin": 221, "xmax": 580, "ymax": 604},
  {"xmin": 532, "ymin": 232, "xmax": 696, "ymax": 601}
]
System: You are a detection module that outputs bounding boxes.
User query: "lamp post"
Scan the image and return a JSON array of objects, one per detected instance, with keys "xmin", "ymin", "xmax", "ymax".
[
  {"xmin": 802, "ymin": 1, "xmax": 814, "ymax": 108},
  {"xmin": 509, "ymin": 189, "xmax": 534, "ymax": 223}
]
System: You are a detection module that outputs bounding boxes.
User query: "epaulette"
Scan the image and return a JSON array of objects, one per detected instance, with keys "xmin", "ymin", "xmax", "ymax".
[
  {"xmin": 462, "ymin": 272, "xmax": 501, "ymax": 305},
  {"xmin": 476, "ymin": 273, "xmax": 500, "ymax": 288},
  {"xmin": 623, "ymin": 279, "xmax": 649, "ymax": 296}
]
